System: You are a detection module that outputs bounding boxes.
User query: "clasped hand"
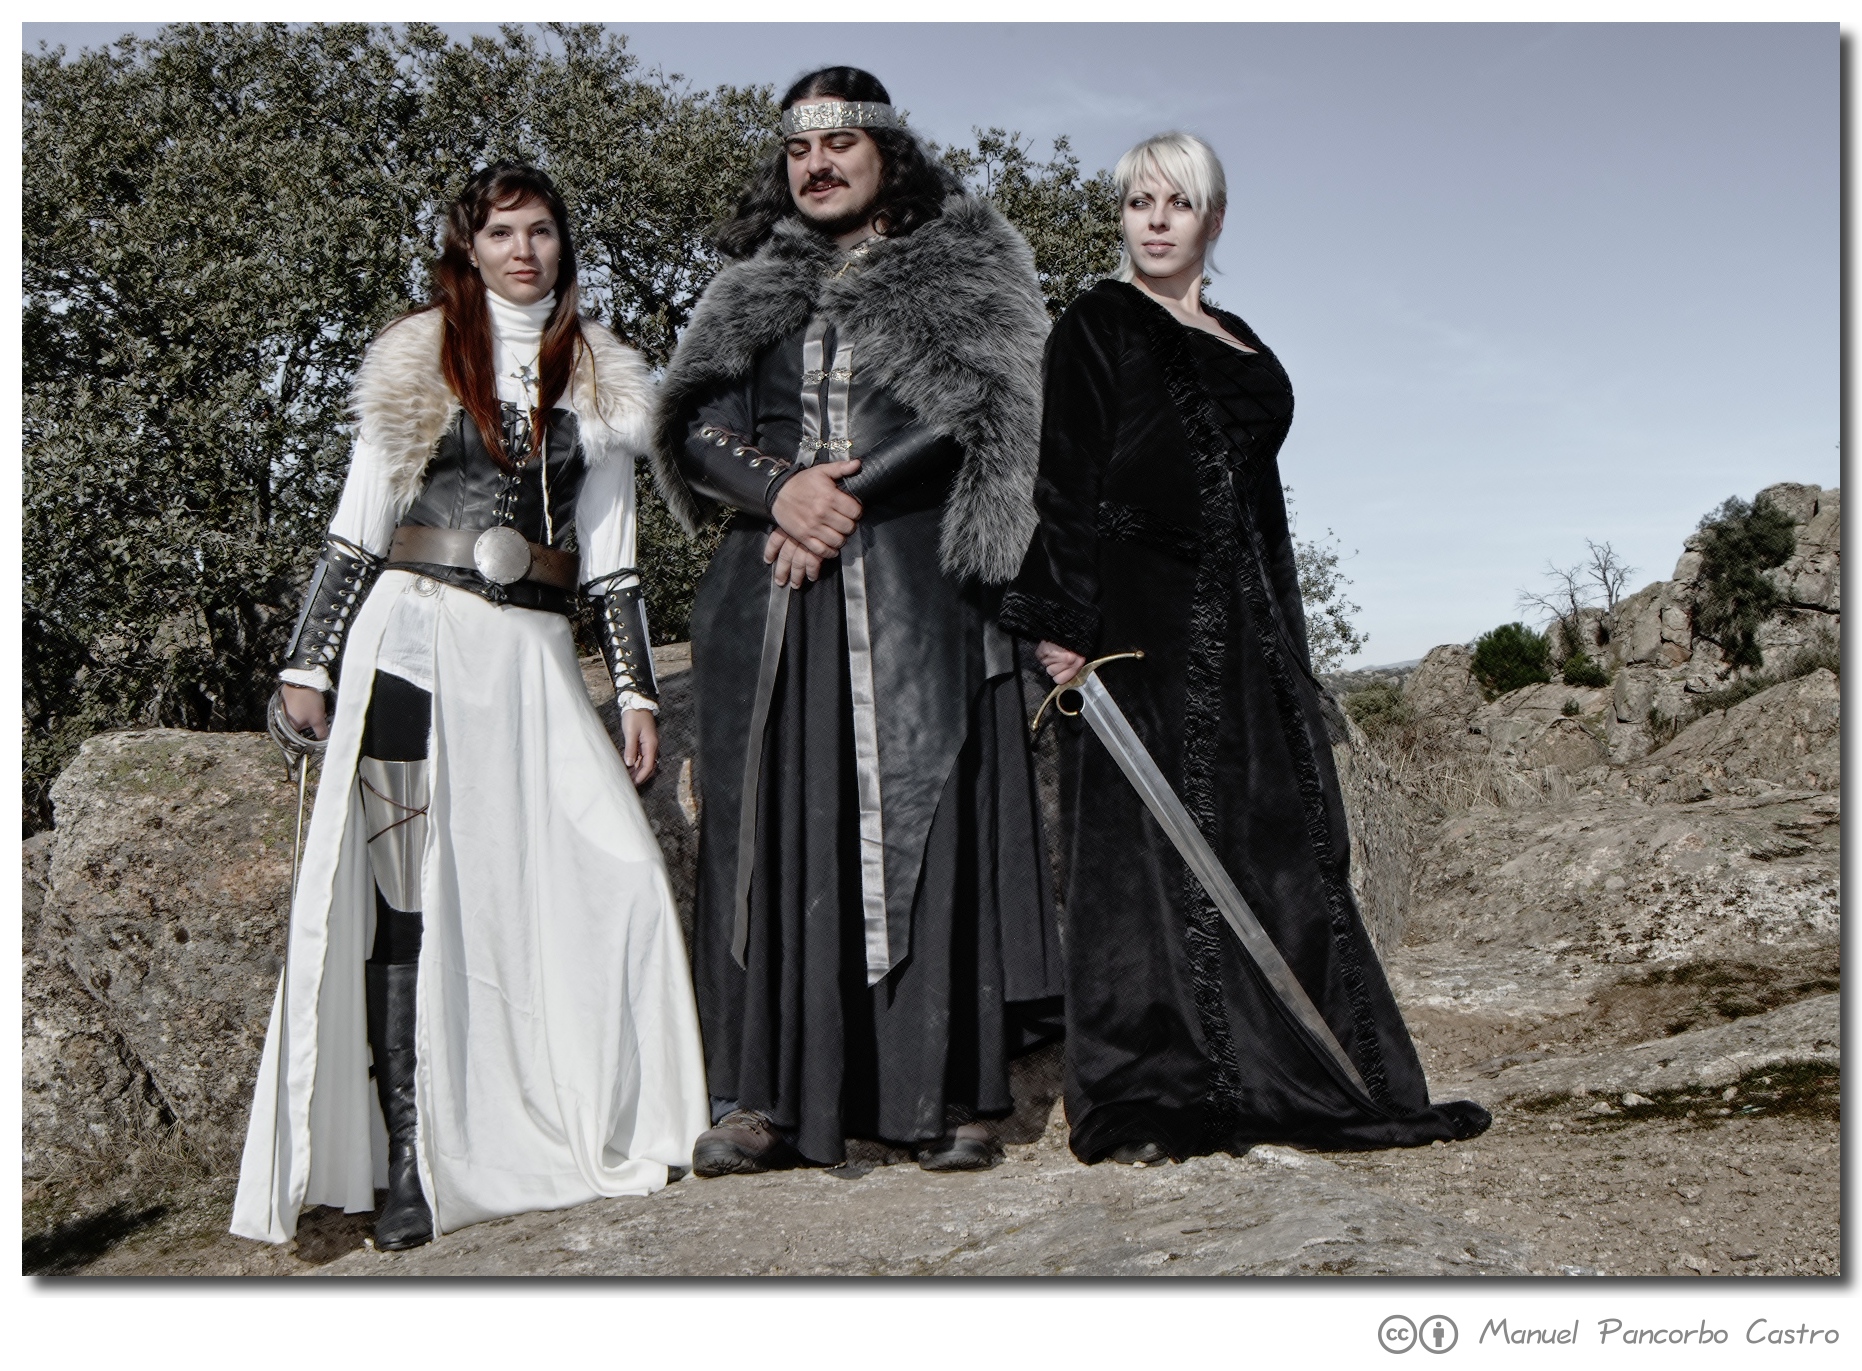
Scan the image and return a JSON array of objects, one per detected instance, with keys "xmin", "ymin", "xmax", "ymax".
[{"xmin": 765, "ymin": 459, "xmax": 862, "ymax": 588}]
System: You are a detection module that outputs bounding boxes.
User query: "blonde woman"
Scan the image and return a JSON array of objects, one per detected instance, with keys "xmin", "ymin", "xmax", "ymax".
[{"xmin": 1000, "ymin": 132, "xmax": 1488, "ymax": 1164}]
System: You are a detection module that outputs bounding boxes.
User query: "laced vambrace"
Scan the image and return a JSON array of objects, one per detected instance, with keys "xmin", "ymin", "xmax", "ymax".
[
  {"xmin": 685, "ymin": 423, "xmax": 796, "ymax": 514},
  {"xmin": 585, "ymin": 569, "xmax": 659, "ymax": 707},
  {"xmin": 281, "ymin": 535, "xmax": 383, "ymax": 683}
]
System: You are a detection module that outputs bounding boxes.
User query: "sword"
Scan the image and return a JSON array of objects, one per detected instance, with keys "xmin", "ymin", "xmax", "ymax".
[
  {"xmin": 263, "ymin": 687, "xmax": 329, "ymax": 1226},
  {"xmin": 1033, "ymin": 653, "xmax": 1371, "ymax": 1097},
  {"xmin": 267, "ymin": 688, "xmax": 327, "ymax": 899}
]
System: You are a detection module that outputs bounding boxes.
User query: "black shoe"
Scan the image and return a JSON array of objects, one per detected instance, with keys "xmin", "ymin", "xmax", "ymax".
[
  {"xmin": 917, "ymin": 1121, "xmax": 1000, "ymax": 1172},
  {"xmin": 1106, "ymin": 1140, "xmax": 1171, "ymax": 1166},
  {"xmin": 367, "ymin": 960, "xmax": 434, "ymax": 1251},
  {"xmin": 692, "ymin": 1109, "xmax": 801, "ymax": 1177}
]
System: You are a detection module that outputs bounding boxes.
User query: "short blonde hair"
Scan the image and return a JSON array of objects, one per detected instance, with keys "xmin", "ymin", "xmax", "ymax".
[{"xmin": 1112, "ymin": 131, "xmax": 1228, "ymax": 283}]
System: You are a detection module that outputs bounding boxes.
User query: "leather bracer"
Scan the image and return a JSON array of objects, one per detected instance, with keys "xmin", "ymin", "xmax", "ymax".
[
  {"xmin": 282, "ymin": 535, "xmax": 382, "ymax": 680},
  {"xmin": 584, "ymin": 570, "xmax": 659, "ymax": 705},
  {"xmin": 683, "ymin": 423, "xmax": 794, "ymax": 515},
  {"xmin": 838, "ymin": 426, "xmax": 960, "ymax": 503}
]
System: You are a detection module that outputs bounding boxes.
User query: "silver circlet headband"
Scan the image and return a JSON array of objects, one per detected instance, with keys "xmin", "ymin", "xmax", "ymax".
[{"xmin": 780, "ymin": 101, "xmax": 898, "ymax": 136}]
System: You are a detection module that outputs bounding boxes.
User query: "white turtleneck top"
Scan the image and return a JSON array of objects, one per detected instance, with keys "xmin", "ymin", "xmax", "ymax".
[
  {"xmin": 282, "ymin": 290, "xmax": 652, "ymax": 713},
  {"xmin": 485, "ymin": 288, "xmax": 555, "ymax": 409}
]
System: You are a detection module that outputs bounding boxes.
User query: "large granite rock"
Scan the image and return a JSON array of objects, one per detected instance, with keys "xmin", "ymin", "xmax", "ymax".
[
  {"xmin": 1598, "ymin": 482, "xmax": 1840, "ymax": 764},
  {"xmin": 1385, "ymin": 485, "xmax": 1841, "ymax": 788},
  {"xmin": 1626, "ymin": 669, "xmax": 1840, "ymax": 804},
  {"xmin": 22, "ymin": 832, "xmax": 170, "ymax": 1188},
  {"xmin": 34, "ymin": 729, "xmax": 300, "ymax": 1168},
  {"xmin": 1403, "ymin": 643, "xmax": 1484, "ymax": 726},
  {"xmin": 28, "ymin": 646, "xmax": 699, "ymax": 1187},
  {"xmin": 1401, "ymin": 785, "xmax": 1837, "ymax": 995},
  {"xmin": 1437, "ymin": 994, "xmax": 1839, "ymax": 1105},
  {"xmin": 1331, "ymin": 712, "xmax": 1417, "ymax": 955}
]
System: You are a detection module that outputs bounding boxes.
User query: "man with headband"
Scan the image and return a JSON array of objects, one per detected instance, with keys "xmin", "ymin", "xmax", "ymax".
[{"xmin": 651, "ymin": 67, "xmax": 1061, "ymax": 1175}]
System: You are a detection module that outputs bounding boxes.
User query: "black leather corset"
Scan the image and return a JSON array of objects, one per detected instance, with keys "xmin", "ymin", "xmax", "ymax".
[{"xmin": 402, "ymin": 404, "xmax": 586, "ymax": 546}]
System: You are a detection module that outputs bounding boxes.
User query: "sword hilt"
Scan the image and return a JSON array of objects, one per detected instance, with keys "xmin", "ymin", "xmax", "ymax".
[{"xmin": 1031, "ymin": 650, "xmax": 1144, "ymax": 738}]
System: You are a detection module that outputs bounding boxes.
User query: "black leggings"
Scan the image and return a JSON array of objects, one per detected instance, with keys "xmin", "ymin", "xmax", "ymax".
[{"xmin": 363, "ymin": 671, "xmax": 431, "ymax": 966}]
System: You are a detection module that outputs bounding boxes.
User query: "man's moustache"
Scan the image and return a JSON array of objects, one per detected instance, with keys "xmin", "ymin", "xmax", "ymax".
[{"xmin": 805, "ymin": 176, "xmax": 849, "ymax": 191}]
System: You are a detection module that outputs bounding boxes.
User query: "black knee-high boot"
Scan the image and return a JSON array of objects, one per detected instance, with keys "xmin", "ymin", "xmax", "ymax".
[{"xmin": 366, "ymin": 958, "xmax": 433, "ymax": 1250}]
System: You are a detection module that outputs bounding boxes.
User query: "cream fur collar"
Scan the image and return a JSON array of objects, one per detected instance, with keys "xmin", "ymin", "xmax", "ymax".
[{"xmin": 351, "ymin": 308, "xmax": 655, "ymax": 507}]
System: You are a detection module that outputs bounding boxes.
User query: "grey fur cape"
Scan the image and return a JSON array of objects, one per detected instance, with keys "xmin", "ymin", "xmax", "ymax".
[{"xmin": 650, "ymin": 193, "xmax": 1048, "ymax": 584}]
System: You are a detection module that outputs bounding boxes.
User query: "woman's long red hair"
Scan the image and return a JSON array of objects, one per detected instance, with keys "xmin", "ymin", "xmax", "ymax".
[{"xmin": 430, "ymin": 162, "xmax": 584, "ymax": 470}]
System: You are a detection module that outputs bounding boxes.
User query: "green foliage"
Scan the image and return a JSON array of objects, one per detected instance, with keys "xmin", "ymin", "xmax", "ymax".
[
  {"xmin": 1470, "ymin": 622, "xmax": 1552, "ymax": 699},
  {"xmin": 1282, "ymin": 491, "xmax": 1367, "ymax": 673},
  {"xmin": 1559, "ymin": 649, "xmax": 1609, "ymax": 688},
  {"xmin": 1343, "ymin": 682, "xmax": 1412, "ymax": 742},
  {"xmin": 1690, "ymin": 495, "xmax": 1798, "ymax": 670},
  {"xmin": 944, "ymin": 131, "xmax": 1122, "ymax": 318},
  {"xmin": 1561, "ymin": 697, "xmax": 1581, "ymax": 717},
  {"xmin": 22, "ymin": 22, "xmax": 1123, "ymax": 832}
]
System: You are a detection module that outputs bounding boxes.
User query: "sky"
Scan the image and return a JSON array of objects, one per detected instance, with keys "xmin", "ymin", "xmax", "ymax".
[{"xmin": 23, "ymin": 21, "xmax": 1838, "ymax": 665}]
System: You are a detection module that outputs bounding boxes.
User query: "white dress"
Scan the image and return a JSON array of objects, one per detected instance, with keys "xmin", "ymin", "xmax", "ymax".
[{"xmin": 231, "ymin": 294, "xmax": 709, "ymax": 1243}]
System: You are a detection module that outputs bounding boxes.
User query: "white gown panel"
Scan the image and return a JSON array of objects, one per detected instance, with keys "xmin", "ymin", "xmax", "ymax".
[{"xmin": 232, "ymin": 573, "xmax": 708, "ymax": 1241}]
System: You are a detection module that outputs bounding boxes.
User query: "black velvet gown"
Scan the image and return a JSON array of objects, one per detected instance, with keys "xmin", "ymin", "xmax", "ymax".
[{"xmin": 999, "ymin": 280, "xmax": 1489, "ymax": 1163}]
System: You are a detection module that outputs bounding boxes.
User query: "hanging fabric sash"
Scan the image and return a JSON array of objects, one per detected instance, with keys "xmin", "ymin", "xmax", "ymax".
[{"xmin": 731, "ymin": 319, "xmax": 893, "ymax": 985}]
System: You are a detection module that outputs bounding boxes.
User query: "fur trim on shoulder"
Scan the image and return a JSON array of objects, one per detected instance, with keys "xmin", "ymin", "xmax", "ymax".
[
  {"xmin": 351, "ymin": 309, "xmax": 454, "ymax": 508},
  {"xmin": 651, "ymin": 195, "xmax": 1049, "ymax": 583},
  {"xmin": 569, "ymin": 320, "xmax": 655, "ymax": 467},
  {"xmin": 648, "ymin": 226, "xmax": 834, "ymax": 535},
  {"xmin": 351, "ymin": 310, "xmax": 655, "ymax": 508}
]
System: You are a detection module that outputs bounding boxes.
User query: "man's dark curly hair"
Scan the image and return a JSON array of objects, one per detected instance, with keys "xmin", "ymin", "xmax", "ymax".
[{"xmin": 714, "ymin": 67, "xmax": 961, "ymax": 260}]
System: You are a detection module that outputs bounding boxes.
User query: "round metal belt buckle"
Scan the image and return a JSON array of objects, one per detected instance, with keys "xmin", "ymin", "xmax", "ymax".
[{"xmin": 473, "ymin": 526, "xmax": 532, "ymax": 585}]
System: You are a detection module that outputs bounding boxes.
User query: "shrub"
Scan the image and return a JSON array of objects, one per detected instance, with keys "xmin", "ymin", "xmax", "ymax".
[
  {"xmin": 1344, "ymin": 682, "xmax": 1413, "ymax": 742},
  {"xmin": 1559, "ymin": 649, "xmax": 1610, "ymax": 688},
  {"xmin": 1561, "ymin": 698, "xmax": 1581, "ymax": 717},
  {"xmin": 1471, "ymin": 622, "xmax": 1552, "ymax": 699},
  {"xmin": 1691, "ymin": 496, "xmax": 1798, "ymax": 669},
  {"xmin": 1685, "ymin": 623, "xmax": 1841, "ymax": 717}
]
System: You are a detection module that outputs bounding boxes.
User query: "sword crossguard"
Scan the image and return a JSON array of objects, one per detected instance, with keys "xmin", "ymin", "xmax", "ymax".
[{"xmin": 1031, "ymin": 650, "xmax": 1145, "ymax": 738}]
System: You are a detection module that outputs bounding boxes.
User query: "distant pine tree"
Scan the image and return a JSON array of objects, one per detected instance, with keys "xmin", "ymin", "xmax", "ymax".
[{"xmin": 1690, "ymin": 496, "xmax": 1798, "ymax": 670}]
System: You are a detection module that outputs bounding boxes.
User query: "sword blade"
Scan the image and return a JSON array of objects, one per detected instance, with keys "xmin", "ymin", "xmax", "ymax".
[
  {"xmin": 291, "ymin": 756, "xmax": 309, "ymax": 898},
  {"xmin": 1076, "ymin": 674, "xmax": 1370, "ymax": 1096}
]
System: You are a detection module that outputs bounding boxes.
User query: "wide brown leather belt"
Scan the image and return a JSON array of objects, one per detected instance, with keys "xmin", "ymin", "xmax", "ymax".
[{"xmin": 387, "ymin": 526, "xmax": 580, "ymax": 591}]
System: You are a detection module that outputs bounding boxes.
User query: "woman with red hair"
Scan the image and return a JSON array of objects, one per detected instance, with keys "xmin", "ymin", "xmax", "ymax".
[{"xmin": 231, "ymin": 163, "xmax": 708, "ymax": 1250}]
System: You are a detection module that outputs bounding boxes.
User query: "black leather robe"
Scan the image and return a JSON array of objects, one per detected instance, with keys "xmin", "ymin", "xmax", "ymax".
[
  {"xmin": 1001, "ymin": 280, "xmax": 1489, "ymax": 1161},
  {"xmin": 673, "ymin": 317, "xmax": 1062, "ymax": 1162}
]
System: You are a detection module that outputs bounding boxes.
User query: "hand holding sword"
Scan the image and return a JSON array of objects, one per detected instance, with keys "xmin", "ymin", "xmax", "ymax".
[{"xmin": 1029, "ymin": 649, "xmax": 1374, "ymax": 1100}]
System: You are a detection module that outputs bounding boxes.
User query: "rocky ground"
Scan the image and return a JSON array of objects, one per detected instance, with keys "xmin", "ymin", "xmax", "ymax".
[
  {"xmin": 34, "ymin": 1029, "xmax": 1835, "ymax": 1278},
  {"xmin": 23, "ymin": 484, "xmax": 1840, "ymax": 1279}
]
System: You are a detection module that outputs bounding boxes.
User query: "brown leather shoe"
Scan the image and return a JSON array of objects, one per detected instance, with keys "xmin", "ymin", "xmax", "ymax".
[
  {"xmin": 916, "ymin": 1120, "xmax": 1000, "ymax": 1172},
  {"xmin": 692, "ymin": 1109, "xmax": 801, "ymax": 1177}
]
